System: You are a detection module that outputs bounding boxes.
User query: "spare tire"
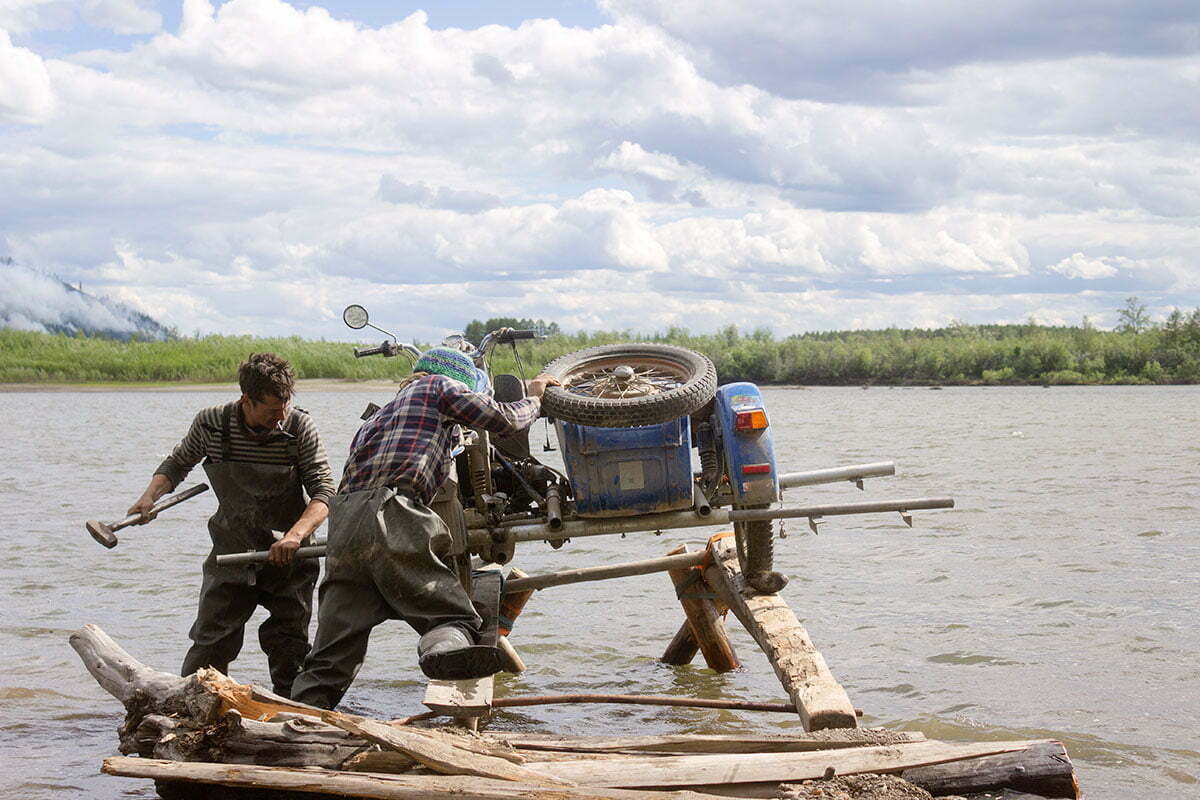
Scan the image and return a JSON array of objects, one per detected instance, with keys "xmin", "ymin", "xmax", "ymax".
[{"xmin": 540, "ymin": 343, "xmax": 717, "ymax": 428}]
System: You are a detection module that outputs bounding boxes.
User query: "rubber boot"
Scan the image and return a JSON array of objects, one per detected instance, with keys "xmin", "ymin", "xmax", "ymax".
[{"xmin": 417, "ymin": 626, "xmax": 502, "ymax": 681}]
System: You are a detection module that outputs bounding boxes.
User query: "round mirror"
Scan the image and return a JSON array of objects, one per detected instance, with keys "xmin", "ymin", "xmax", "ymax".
[
  {"xmin": 442, "ymin": 333, "xmax": 465, "ymax": 348},
  {"xmin": 342, "ymin": 304, "xmax": 369, "ymax": 329}
]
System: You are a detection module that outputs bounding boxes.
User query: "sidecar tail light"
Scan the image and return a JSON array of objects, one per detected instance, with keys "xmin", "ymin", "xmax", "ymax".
[
  {"xmin": 742, "ymin": 463, "xmax": 772, "ymax": 475},
  {"xmin": 734, "ymin": 409, "xmax": 769, "ymax": 432}
]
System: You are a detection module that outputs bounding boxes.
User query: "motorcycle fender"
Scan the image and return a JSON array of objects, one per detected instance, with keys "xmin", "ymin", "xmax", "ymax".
[{"xmin": 713, "ymin": 382, "xmax": 779, "ymax": 505}]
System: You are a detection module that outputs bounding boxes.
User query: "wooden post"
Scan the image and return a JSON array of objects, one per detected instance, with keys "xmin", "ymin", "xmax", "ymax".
[
  {"xmin": 661, "ymin": 544, "xmax": 738, "ymax": 672},
  {"xmin": 702, "ymin": 534, "xmax": 857, "ymax": 730},
  {"xmin": 660, "ymin": 620, "xmax": 700, "ymax": 666}
]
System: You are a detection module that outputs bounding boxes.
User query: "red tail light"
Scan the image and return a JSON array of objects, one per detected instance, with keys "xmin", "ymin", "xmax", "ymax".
[{"xmin": 734, "ymin": 409, "xmax": 769, "ymax": 432}]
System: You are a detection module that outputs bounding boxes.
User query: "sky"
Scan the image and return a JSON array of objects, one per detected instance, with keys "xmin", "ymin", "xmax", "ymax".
[{"xmin": 1, "ymin": 0, "xmax": 1198, "ymax": 341}]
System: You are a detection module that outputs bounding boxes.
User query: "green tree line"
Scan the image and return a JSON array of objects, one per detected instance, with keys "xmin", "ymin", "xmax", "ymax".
[{"xmin": 4, "ymin": 309, "xmax": 1200, "ymax": 385}]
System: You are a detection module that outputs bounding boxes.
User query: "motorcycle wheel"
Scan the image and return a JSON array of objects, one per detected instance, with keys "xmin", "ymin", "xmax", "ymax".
[{"xmin": 541, "ymin": 343, "xmax": 717, "ymax": 428}]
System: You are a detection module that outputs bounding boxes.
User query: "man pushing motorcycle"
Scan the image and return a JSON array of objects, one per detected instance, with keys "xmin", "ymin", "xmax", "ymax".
[{"xmin": 291, "ymin": 346, "xmax": 558, "ymax": 709}]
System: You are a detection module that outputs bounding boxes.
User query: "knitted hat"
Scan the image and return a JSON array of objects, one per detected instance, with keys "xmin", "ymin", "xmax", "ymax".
[{"xmin": 414, "ymin": 347, "xmax": 478, "ymax": 390}]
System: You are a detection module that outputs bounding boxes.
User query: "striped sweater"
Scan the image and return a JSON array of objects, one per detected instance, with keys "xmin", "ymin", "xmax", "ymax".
[{"xmin": 155, "ymin": 400, "xmax": 335, "ymax": 505}]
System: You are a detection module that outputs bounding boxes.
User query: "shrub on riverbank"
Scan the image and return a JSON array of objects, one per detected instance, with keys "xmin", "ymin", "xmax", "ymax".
[{"xmin": 3, "ymin": 319, "xmax": 1200, "ymax": 385}]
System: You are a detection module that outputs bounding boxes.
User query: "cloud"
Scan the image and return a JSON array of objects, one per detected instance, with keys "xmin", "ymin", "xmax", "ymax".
[
  {"xmin": 82, "ymin": 0, "xmax": 161, "ymax": 35},
  {"xmin": 0, "ymin": 30, "xmax": 55, "ymax": 123},
  {"xmin": 0, "ymin": 0, "xmax": 159, "ymax": 35},
  {"xmin": 379, "ymin": 175, "xmax": 503, "ymax": 213},
  {"xmin": 600, "ymin": 0, "xmax": 1200, "ymax": 102},
  {"xmin": 1048, "ymin": 253, "xmax": 1121, "ymax": 280}
]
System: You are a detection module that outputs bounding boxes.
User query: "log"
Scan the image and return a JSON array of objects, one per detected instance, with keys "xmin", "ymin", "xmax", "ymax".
[
  {"xmin": 702, "ymin": 536, "xmax": 857, "ymax": 730},
  {"xmin": 103, "ymin": 757, "xmax": 724, "ymax": 800},
  {"xmin": 491, "ymin": 730, "xmax": 926, "ymax": 755},
  {"xmin": 660, "ymin": 619, "xmax": 701, "ymax": 665},
  {"xmin": 900, "ymin": 739, "xmax": 1079, "ymax": 799},
  {"xmin": 320, "ymin": 710, "xmax": 569, "ymax": 785},
  {"xmin": 525, "ymin": 739, "xmax": 1046, "ymax": 789},
  {"xmin": 136, "ymin": 710, "xmax": 371, "ymax": 768},
  {"xmin": 664, "ymin": 544, "xmax": 738, "ymax": 672}
]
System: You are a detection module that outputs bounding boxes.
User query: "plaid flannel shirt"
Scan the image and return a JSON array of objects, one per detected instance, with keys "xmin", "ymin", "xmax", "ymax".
[{"xmin": 339, "ymin": 373, "xmax": 541, "ymax": 503}]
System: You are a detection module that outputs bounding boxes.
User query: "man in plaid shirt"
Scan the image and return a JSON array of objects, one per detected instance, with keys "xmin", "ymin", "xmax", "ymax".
[{"xmin": 292, "ymin": 347, "xmax": 556, "ymax": 708}]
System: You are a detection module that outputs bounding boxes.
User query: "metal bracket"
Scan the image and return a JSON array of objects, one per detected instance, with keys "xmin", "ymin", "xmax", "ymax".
[
  {"xmin": 899, "ymin": 510, "xmax": 913, "ymax": 527},
  {"xmin": 852, "ymin": 478, "xmax": 864, "ymax": 490},
  {"xmin": 808, "ymin": 516, "xmax": 823, "ymax": 535}
]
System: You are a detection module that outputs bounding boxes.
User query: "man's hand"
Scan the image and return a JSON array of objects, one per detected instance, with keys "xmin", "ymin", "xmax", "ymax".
[
  {"xmin": 268, "ymin": 533, "xmax": 304, "ymax": 566},
  {"xmin": 525, "ymin": 374, "xmax": 560, "ymax": 400},
  {"xmin": 127, "ymin": 494, "xmax": 160, "ymax": 525}
]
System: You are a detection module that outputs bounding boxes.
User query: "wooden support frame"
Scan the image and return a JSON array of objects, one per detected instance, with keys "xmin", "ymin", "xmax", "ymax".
[
  {"xmin": 660, "ymin": 544, "xmax": 738, "ymax": 672},
  {"xmin": 703, "ymin": 534, "xmax": 858, "ymax": 730}
]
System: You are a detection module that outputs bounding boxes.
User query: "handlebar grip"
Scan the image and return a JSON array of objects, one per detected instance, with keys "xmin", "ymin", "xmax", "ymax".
[
  {"xmin": 505, "ymin": 329, "xmax": 539, "ymax": 341},
  {"xmin": 354, "ymin": 345, "xmax": 386, "ymax": 358}
]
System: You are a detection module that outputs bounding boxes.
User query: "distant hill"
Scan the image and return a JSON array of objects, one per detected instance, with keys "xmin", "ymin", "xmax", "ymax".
[{"xmin": 0, "ymin": 259, "xmax": 173, "ymax": 341}]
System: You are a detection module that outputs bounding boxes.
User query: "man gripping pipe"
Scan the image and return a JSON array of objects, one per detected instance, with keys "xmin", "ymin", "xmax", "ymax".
[{"xmin": 126, "ymin": 353, "xmax": 335, "ymax": 698}]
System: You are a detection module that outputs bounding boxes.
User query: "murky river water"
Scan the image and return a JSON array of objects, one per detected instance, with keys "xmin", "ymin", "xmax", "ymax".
[{"xmin": 1, "ymin": 385, "xmax": 1197, "ymax": 799}]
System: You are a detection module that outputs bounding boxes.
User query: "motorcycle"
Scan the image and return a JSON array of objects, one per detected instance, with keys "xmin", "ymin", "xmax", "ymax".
[{"xmin": 332, "ymin": 305, "xmax": 953, "ymax": 594}]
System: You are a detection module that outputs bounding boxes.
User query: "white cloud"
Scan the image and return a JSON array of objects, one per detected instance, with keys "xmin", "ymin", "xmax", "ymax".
[
  {"xmin": 82, "ymin": 0, "xmax": 161, "ymax": 35},
  {"xmin": 0, "ymin": 30, "xmax": 55, "ymax": 122},
  {"xmin": 1048, "ymin": 252, "xmax": 1120, "ymax": 280}
]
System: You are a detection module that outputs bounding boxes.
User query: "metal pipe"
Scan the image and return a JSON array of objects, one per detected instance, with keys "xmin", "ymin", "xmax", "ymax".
[
  {"xmin": 777, "ymin": 461, "xmax": 896, "ymax": 489},
  {"xmin": 218, "ymin": 495, "xmax": 955, "ymax": 563},
  {"xmin": 503, "ymin": 550, "xmax": 707, "ymax": 593},
  {"xmin": 692, "ymin": 483, "xmax": 712, "ymax": 517},
  {"xmin": 545, "ymin": 484, "xmax": 563, "ymax": 530},
  {"xmin": 467, "ymin": 496, "xmax": 954, "ymax": 548},
  {"xmin": 215, "ymin": 541, "xmax": 327, "ymax": 566}
]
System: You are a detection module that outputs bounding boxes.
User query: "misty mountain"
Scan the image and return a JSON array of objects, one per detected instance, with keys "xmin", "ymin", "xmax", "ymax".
[{"xmin": 0, "ymin": 259, "xmax": 173, "ymax": 341}]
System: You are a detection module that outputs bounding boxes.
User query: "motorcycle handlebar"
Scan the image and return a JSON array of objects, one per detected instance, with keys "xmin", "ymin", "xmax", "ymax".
[{"xmin": 498, "ymin": 329, "xmax": 539, "ymax": 343}]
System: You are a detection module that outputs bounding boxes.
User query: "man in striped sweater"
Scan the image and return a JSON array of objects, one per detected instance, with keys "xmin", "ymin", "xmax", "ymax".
[{"xmin": 127, "ymin": 353, "xmax": 335, "ymax": 697}]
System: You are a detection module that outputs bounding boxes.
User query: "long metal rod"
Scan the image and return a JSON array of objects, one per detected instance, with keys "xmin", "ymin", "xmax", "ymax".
[
  {"xmin": 217, "ymin": 495, "xmax": 955, "ymax": 564},
  {"xmin": 466, "ymin": 496, "xmax": 954, "ymax": 547},
  {"xmin": 504, "ymin": 550, "xmax": 707, "ymax": 593},
  {"xmin": 216, "ymin": 542, "xmax": 327, "ymax": 566},
  {"xmin": 777, "ymin": 461, "xmax": 895, "ymax": 489}
]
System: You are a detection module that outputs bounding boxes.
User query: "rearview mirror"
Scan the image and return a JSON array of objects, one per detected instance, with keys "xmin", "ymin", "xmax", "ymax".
[{"xmin": 342, "ymin": 304, "xmax": 369, "ymax": 330}]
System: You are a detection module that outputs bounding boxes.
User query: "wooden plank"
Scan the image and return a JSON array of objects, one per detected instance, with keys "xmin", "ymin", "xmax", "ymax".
[
  {"xmin": 901, "ymin": 739, "xmax": 1080, "ymax": 799},
  {"xmin": 663, "ymin": 544, "xmax": 738, "ymax": 672},
  {"xmin": 526, "ymin": 739, "xmax": 1041, "ymax": 789},
  {"xmin": 491, "ymin": 730, "xmax": 926, "ymax": 755},
  {"xmin": 423, "ymin": 676, "xmax": 494, "ymax": 717},
  {"xmin": 103, "ymin": 757, "xmax": 725, "ymax": 800},
  {"xmin": 321, "ymin": 710, "xmax": 569, "ymax": 785},
  {"xmin": 703, "ymin": 535, "xmax": 856, "ymax": 730}
]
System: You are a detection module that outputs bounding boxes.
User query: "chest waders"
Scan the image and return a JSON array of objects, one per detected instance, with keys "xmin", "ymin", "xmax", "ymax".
[
  {"xmin": 180, "ymin": 405, "xmax": 319, "ymax": 697},
  {"xmin": 290, "ymin": 485, "xmax": 497, "ymax": 710}
]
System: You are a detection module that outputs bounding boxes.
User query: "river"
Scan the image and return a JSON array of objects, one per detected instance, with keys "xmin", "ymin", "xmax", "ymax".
[{"xmin": 1, "ymin": 385, "xmax": 1196, "ymax": 799}]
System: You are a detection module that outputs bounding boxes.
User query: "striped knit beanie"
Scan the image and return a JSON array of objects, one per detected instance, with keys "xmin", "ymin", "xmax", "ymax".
[{"xmin": 414, "ymin": 347, "xmax": 478, "ymax": 391}]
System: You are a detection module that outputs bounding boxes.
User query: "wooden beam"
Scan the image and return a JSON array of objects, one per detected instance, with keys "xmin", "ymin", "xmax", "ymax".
[
  {"xmin": 702, "ymin": 535, "xmax": 857, "ymax": 730},
  {"xmin": 320, "ymin": 710, "xmax": 569, "ymax": 785},
  {"xmin": 525, "ymin": 739, "xmax": 1045, "ymax": 789},
  {"xmin": 504, "ymin": 551, "xmax": 707, "ymax": 593},
  {"xmin": 102, "ymin": 758, "xmax": 725, "ymax": 800},
  {"xmin": 901, "ymin": 739, "xmax": 1079, "ymax": 799},
  {"xmin": 423, "ymin": 676, "xmax": 494, "ymax": 718},
  {"xmin": 659, "ymin": 619, "xmax": 700, "ymax": 665},
  {"xmin": 663, "ymin": 544, "xmax": 738, "ymax": 672},
  {"xmin": 491, "ymin": 730, "xmax": 926, "ymax": 755}
]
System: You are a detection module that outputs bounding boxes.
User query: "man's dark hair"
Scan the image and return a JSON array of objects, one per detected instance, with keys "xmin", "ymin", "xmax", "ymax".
[{"xmin": 239, "ymin": 352, "xmax": 295, "ymax": 403}]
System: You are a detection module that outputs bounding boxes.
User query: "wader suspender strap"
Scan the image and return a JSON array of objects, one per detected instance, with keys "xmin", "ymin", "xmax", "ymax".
[{"xmin": 221, "ymin": 404, "xmax": 234, "ymax": 462}]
